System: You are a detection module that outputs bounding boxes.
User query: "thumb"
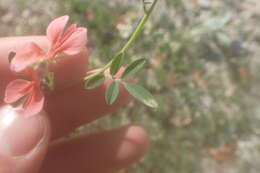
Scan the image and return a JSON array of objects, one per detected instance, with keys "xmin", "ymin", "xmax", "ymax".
[{"xmin": 0, "ymin": 105, "xmax": 50, "ymax": 173}]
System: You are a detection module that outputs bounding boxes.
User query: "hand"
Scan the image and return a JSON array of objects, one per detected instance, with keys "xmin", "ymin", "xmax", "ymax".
[{"xmin": 0, "ymin": 36, "xmax": 149, "ymax": 173}]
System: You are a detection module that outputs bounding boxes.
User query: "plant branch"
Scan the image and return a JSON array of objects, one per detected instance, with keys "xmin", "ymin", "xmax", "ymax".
[
  {"xmin": 85, "ymin": 0, "xmax": 158, "ymax": 79},
  {"xmin": 59, "ymin": 0, "xmax": 159, "ymax": 90}
]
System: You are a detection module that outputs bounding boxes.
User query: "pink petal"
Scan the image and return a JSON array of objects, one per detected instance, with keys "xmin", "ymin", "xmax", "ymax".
[
  {"xmin": 21, "ymin": 85, "xmax": 44, "ymax": 117},
  {"xmin": 47, "ymin": 15, "xmax": 69, "ymax": 44},
  {"xmin": 62, "ymin": 24, "xmax": 77, "ymax": 41},
  {"xmin": 58, "ymin": 27, "xmax": 87, "ymax": 55},
  {"xmin": 19, "ymin": 68, "xmax": 40, "ymax": 82},
  {"xmin": 4, "ymin": 79, "xmax": 32, "ymax": 104},
  {"xmin": 11, "ymin": 42, "xmax": 45, "ymax": 72}
]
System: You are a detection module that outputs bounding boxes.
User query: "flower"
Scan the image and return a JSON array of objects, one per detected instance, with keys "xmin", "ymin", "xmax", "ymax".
[
  {"xmin": 46, "ymin": 15, "xmax": 87, "ymax": 57},
  {"xmin": 5, "ymin": 15, "xmax": 88, "ymax": 116},
  {"xmin": 4, "ymin": 69, "xmax": 44, "ymax": 117},
  {"xmin": 10, "ymin": 42, "xmax": 46, "ymax": 72},
  {"xmin": 11, "ymin": 15, "xmax": 87, "ymax": 72}
]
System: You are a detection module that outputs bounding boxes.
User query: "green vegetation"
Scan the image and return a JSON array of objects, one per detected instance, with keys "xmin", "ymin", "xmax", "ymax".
[{"xmin": 1, "ymin": 0, "xmax": 260, "ymax": 172}]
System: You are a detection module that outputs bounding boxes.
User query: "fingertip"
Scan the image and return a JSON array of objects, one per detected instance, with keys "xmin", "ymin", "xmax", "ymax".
[
  {"xmin": 0, "ymin": 105, "xmax": 50, "ymax": 157},
  {"xmin": 116, "ymin": 125, "xmax": 149, "ymax": 164},
  {"xmin": 125, "ymin": 125, "xmax": 150, "ymax": 151},
  {"xmin": 0, "ymin": 105, "xmax": 51, "ymax": 173}
]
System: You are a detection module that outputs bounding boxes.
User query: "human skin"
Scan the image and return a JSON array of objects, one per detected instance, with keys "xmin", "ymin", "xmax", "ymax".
[{"xmin": 0, "ymin": 36, "xmax": 149, "ymax": 173}]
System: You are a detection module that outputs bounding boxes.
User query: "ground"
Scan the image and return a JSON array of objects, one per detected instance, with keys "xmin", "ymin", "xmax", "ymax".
[{"xmin": 1, "ymin": 0, "xmax": 260, "ymax": 172}]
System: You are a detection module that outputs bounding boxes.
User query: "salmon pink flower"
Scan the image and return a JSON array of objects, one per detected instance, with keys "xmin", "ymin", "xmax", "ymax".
[
  {"xmin": 11, "ymin": 15, "xmax": 87, "ymax": 72},
  {"xmin": 4, "ymin": 69, "xmax": 44, "ymax": 117},
  {"xmin": 46, "ymin": 15, "xmax": 87, "ymax": 58},
  {"xmin": 10, "ymin": 42, "xmax": 46, "ymax": 72}
]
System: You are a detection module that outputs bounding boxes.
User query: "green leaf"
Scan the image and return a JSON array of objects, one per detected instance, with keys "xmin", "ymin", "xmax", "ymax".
[
  {"xmin": 8, "ymin": 51, "xmax": 16, "ymax": 63},
  {"xmin": 121, "ymin": 58, "xmax": 146, "ymax": 79},
  {"xmin": 110, "ymin": 52, "xmax": 124, "ymax": 75},
  {"xmin": 105, "ymin": 81, "xmax": 119, "ymax": 105},
  {"xmin": 123, "ymin": 82, "xmax": 158, "ymax": 108},
  {"xmin": 85, "ymin": 74, "xmax": 105, "ymax": 89}
]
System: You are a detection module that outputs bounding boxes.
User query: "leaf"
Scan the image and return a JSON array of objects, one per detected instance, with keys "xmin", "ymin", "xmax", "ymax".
[
  {"xmin": 105, "ymin": 81, "xmax": 119, "ymax": 105},
  {"xmin": 85, "ymin": 74, "xmax": 105, "ymax": 89},
  {"xmin": 8, "ymin": 51, "xmax": 16, "ymax": 63},
  {"xmin": 121, "ymin": 58, "xmax": 146, "ymax": 79},
  {"xmin": 110, "ymin": 52, "xmax": 124, "ymax": 75},
  {"xmin": 123, "ymin": 82, "xmax": 158, "ymax": 108}
]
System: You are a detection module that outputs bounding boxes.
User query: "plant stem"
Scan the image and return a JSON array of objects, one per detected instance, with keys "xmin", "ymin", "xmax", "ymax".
[
  {"xmin": 59, "ymin": 0, "xmax": 158, "ymax": 90},
  {"xmin": 120, "ymin": 0, "xmax": 158, "ymax": 53},
  {"xmin": 86, "ymin": 0, "xmax": 158, "ymax": 79}
]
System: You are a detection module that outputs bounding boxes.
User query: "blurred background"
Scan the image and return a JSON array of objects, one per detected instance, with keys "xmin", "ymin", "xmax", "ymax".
[{"xmin": 1, "ymin": 0, "xmax": 260, "ymax": 172}]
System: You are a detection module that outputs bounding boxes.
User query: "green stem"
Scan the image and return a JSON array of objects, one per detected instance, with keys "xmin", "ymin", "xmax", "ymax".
[
  {"xmin": 120, "ymin": 0, "xmax": 158, "ymax": 53},
  {"xmin": 59, "ymin": 0, "xmax": 158, "ymax": 90},
  {"xmin": 85, "ymin": 0, "xmax": 158, "ymax": 80}
]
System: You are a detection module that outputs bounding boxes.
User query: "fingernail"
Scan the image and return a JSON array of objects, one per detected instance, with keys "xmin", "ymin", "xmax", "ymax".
[{"xmin": 0, "ymin": 105, "xmax": 46, "ymax": 157}]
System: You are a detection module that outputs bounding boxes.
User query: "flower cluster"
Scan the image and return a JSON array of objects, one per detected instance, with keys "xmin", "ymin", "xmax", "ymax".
[
  {"xmin": 3, "ymin": 0, "xmax": 159, "ymax": 117},
  {"xmin": 4, "ymin": 15, "xmax": 87, "ymax": 116}
]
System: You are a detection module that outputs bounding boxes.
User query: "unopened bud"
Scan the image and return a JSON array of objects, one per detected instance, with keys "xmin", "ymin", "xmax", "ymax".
[{"xmin": 143, "ymin": 0, "xmax": 153, "ymax": 13}]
